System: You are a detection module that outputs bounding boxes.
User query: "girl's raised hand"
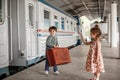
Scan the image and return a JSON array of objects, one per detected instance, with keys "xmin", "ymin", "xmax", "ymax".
[{"xmin": 78, "ymin": 32, "xmax": 83, "ymax": 38}]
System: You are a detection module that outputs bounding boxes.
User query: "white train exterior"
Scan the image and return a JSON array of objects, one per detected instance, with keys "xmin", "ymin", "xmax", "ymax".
[
  {"xmin": 0, "ymin": 0, "xmax": 9, "ymax": 76},
  {"xmin": 0, "ymin": 0, "xmax": 78, "ymax": 76}
]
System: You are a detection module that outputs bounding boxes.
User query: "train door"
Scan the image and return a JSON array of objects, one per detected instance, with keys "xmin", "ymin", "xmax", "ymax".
[
  {"xmin": 7, "ymin": 0, "xmax": 13, "ymax": 64},
  {"xmin": 26, "ymin": 0, "xmax": 37, "ymax": 59},
  {"xmin": 0, "ymin": 0, "xmax": 9, "ymax": 69},
  {"xmin": 8, "ymin": 0, "xmax": 22, "ymax": 66}
]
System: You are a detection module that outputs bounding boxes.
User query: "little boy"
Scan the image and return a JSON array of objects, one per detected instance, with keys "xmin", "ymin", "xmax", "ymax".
[{"xmin": 45, "ymin": 26, "xmax": 59, "ymax": 75}]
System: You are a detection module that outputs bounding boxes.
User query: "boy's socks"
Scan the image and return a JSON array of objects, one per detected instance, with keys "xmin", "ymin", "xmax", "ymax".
[
  {"xmin": 45, "ymin": 71, "xmax": 59, "ymax": 75},
  {"xmin": 54, "ymin": 71, "xmax": 59, "ymax": 75},
  {"xmin": 45, "ymin": 71, "xmax": 49, "ymax": 75}
]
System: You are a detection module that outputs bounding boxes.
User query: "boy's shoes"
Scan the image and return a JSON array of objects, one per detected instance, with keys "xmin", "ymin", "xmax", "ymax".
[
  {"xmin": 44, "ymin": 71, "xmax": 59, "ymax": 75},
  {"xmin": 54, "ymin": 71, "xmax": 59, "ymax": 75},
  {"xmin": 45, "ymin": 71, "xmax": 49, "ymax": 75}
]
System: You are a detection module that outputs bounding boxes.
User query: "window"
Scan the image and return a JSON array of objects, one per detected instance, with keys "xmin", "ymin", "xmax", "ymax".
[
  {"xmin": 66, "ymin": 21, "xmax": 68, "ymax": 23},
  {"xmin": 66, "ymin": 21, "xmax": 69, "ymax": 31},
  {"xmin": 61, "ymin": 17, "xmax": 64, "ymax": 30},
  {"xmin": 54, "ymin": 15, "xmax": 57, "ymax": 19},
  {"xmin": 44, "ymin": 10, "xmax": 50, "ymax": 28},
  {"xmin": 0, "ymin": 0, "xmax": 2, "ymax": 22},
  {"xmin": 54, "ymin": 15, "xmax": 59, "ymax": 28},
  {"xmin": 71, "ymin": 22, "xmax": 73, "ymax": 31},
  {"xmin": 29, "ymin": 4, "xmax": 34, "ymax": 26},
  {"xmin": 0, "ymin": 0, "xmax": 4, "ymax": 24},
  {"xmin": 67, "ymin": 25, "xmax": 69, "ymax": 31},
  {"xmin": 74, "ymin": 27, "xmax": 76, "ymax": 32},
  {"xmin": 54, "ymin": 22, "xmax": 59, "ymax": 28},
  {"xmin": 74, "ymin": 23, "xmax": 76, "ymax": 32}
]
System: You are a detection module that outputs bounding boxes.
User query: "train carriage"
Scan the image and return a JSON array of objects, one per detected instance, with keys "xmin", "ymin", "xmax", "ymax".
[
  {"xmin": 0, "ymin": 0, "xmax": 9, "ymax": 76},
  {"xmin": 0, "ymin": 0, "xmax": 78, "ymax": 76},
  {"xmin": 37, "ymin": 1, "xmax": 78, "ymax": 59}
]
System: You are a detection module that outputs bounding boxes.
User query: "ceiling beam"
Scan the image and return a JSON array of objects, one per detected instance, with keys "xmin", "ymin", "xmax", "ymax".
[
  {"xmin": 77, "ymin": 7, "xmax": 99, "ymax": 11},
  {"xmin": 80, "ymin": 0, "xmax": 93, "ymax": 18},
  {"xmin": 66, "ymin": 7, "xmax": 100, "ymax": 13},
  {"xmin": 77, "ymin": 10, "xmax": 103, "ymax": 14},
  {"xmin": 60, "ymin": 1, "xmax": 104, "ymax": 8},
  {"xmin": 60, "ymin": 3, "xmax": 83, "ymax": 8},
  {"xmin": 66, "ymin": 5, "xmax": 99, "ymax": 12},
  {"xmin": 61, "ymin": 0, "xmax": 79, "ymax": 16},
  {"xmin": 98, "ymin": 0, "xmax": 101, "ymax": 18},
  {"xmin": 102, "ymin": 0, "xmax": 106, "ymax": 19}
]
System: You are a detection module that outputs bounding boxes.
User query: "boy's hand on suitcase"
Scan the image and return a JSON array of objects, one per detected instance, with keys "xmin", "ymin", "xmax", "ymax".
[{"xmin": 54, "ymin": 45, "xmax": 58, "ymax": 48}]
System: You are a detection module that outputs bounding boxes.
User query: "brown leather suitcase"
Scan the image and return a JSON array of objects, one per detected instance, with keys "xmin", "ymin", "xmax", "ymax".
[{"xmin": 46, "ymin": 47, "xmax": 71, "ymax": 66}]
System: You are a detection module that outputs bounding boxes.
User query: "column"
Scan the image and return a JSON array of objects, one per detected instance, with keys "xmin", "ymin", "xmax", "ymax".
[
  {"xmin": 110, "ymin": 1, "xmax": 117, "ymax": 47},
  {"xmin": 108, "ymin": 14, "xmax": 111, "ymax": 44},
  {"xmin": 118, "ymin": 2, "xmax": 120, "ymax": 58}
]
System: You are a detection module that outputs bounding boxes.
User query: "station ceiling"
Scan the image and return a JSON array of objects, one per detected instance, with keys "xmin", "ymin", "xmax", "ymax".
[{"xmin": 45, "ymin": 0, "xmax": 120, "ymax": 20}]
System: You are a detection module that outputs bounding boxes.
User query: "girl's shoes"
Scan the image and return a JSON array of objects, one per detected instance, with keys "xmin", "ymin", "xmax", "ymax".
[
  {"xmin": 90, "ymin": 78, "xmax": 96, "ymax": 80},
  {"xmin": 90, "ymin": 78, "xmax": 99, "ymax": 80}
]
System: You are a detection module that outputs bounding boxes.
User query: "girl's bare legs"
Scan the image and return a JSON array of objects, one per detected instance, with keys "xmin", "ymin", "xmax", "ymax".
[
  {"xmin": 90, "ymin": 73, "xmax": 97, "ymax": 80},
  {"xmin": 94, "ymin": 72, "xmax": 100, "ymax": 80},
  {"xmin": 94, "ymin": 73, "xmax": 97, "ymax": 79}
]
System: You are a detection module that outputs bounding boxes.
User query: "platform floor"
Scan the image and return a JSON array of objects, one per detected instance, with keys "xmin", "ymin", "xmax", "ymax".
[{"xmin": 4, "ymin": 41, "xmax": 120, "ymax": 80}]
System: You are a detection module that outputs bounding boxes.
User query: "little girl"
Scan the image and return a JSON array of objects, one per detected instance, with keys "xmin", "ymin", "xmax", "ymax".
[{"xmin": 79, "ymin": 25, "xmax": 105, "ymax": 80}]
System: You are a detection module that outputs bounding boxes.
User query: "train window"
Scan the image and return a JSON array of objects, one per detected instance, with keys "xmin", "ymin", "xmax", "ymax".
[
  {"xmin": 71, "ymin": 22, "xmax": 73, "ymax": 31},
  {"xmin": 0, "ymin": 0, "xmax": 4, "ymax": 24},
  {"xmin": 0, "ymin": 0, "xmax": 2, "ymax": 22},
  {"xmin": 29, "ymin": 4, "xmax": 34, "ymax": 26},
  {"xmin": 66, "ymin": 21, "xmax": 68, "ymax": 23},
  {"xmin": 67, "ymin": 25, "xmax": 69, "ymax": 31},
  {"xmin": 54, "ymin": 15, "xmax": 59, "ymax": 28},
  {"xmin": 61, "ymin": 17, "xmax": 64, "ymax": 30},
  {"xmin": 54, "ymin": 22, "xmax": 59, "ymax": 28},
  {"xmin": 54, "ymin": 15, "xmax": 57, "ymax": 19},
  {"xmin": 74, "ymin": 23, "xmax": 76, "ymax": 32},
  {"xmin": 44, "ymin": 10, "xmax": 50, "ymax": 28},
  {"xmin": 74, "ymin": 27, "xmax": 76, "ymax": 32}
]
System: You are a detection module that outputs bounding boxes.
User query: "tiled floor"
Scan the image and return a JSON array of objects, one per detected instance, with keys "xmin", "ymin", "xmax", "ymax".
[{"xmin": 4, "ymin": 41, "xmax": 120, "ymax": 80}]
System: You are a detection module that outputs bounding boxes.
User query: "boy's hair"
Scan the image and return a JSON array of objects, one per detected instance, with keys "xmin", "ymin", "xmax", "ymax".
[
  {"xmin": 91, "ymin": 25, "xmax": 102, "ymax": 39},
  {"xmin": 49, "ymin": 26, "xmax": 57, "ymax": 32}
]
